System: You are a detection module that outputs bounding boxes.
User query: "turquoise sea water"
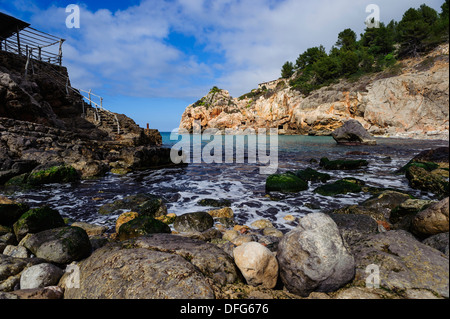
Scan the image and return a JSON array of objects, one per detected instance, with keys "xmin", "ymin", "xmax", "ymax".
[{"xmin": 2, "ymin": 133, "xmax": 448, "ymax": 232}]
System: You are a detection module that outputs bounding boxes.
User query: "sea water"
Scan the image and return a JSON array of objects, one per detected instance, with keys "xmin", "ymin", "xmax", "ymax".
[{"xmin": 1, "ymin": 133, "xmax": 448, "ymax": 232}]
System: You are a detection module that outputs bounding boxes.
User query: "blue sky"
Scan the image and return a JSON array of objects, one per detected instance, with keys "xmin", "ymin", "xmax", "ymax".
[{"xmin": 0, "ymin": 0, "xmax": 445, "ymax": 131}]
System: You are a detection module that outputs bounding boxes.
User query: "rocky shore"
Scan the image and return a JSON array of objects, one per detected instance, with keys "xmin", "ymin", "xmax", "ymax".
[
  {"xmin": 1, "ymin": 147, "xmax": 448, "ymax": 299},
  {"xmin": 179, "ymin": 44, "xmax": 449, "ymax": 140}
]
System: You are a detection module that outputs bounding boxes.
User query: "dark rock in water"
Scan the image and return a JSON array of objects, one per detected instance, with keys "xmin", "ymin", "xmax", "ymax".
[
  {"xmin": 332, "ymin": 119, "xmax": 377, "ymax": 146},
  {"xmin": 265, "ymin": 172, "xmax": 308, "ymax": 193},
  {"xmin": 27, "ymin": 164, "xmax": 80, "ymax": 186},
  {"xmin": 350, "ymin": 230, "xmax": 449, "ymax": 298},
  {"xmin": 411, "ymin": 147, "xmax": 449, "ymax": 165},
  {"xmin": 61, "ymin": 237, "xmax": 216, "ymax": 299},
  {"xmin": 13, "ymin": 206, "xmax": 66, "ymax": 241},
  {"xmin": 294, "ymin": 168, "xmax": 331, "ymax": 183},
  {"xmin": 405, "ymin": 165, "xmax": 449, "ymax": 198},
  {"xmin": 197, "ymin": 198, "xmax": 232, "ymax": 208},
  {"xmin": 98, "ymin": 194, "xmax": 167, "ymax": 217},
  {"xmin": 21, "ymin": 226, "xmax": 92, "ymax": 264},
  {"xmin": 314, "ymin": 179, "xmax": 363, "ymax": 196},
  {"xmin": 118, "ymin": 216, "xmax": 171, "ymax": 240},
  {"xmin": 319, "ymin": 157, "xmax": 368, "ymax": 170},
  {"xmin": 174, "ymin": 212, "xmax": 214, "ymax": 233}
]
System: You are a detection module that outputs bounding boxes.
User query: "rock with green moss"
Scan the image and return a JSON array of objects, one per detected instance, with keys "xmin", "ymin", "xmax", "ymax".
[
  {"xmin": 27, "ymin": 164, "xmax": 80, "ymax": 186},
  {"xmin": 294, "ymin": 168, "xmax": 331, "ymax": 182},
  {"xmin": 319, "ymin": 157, "xmax": 368, "ymax": 170},
  {"xmin": 266, "ymin": 173, "xmax": 308, "ymax": 193},
  {"xmin": 98, "ymin": 194, "xmax": 167, "ymax": 217},
  {"xmin": 118, "ymin": 216, "xmax": 171, "ymax": 241},
  {"xmin": 21, "ymin": 226, "xmax": 92, "ymax": 264},
  {"xmin": 390, "ymin": 199, "xmax": 436, "ymax": 230},
  {"xmin": 406, "ymin": 166, "xmax": 449, "ymax": 198},
  {"xmin": 13, "ymin": 206, "xmax": 65, "ymax": 241},
  {"xmin": 314, "ymin": 179, "xmax": 363, "ymax": 196}
]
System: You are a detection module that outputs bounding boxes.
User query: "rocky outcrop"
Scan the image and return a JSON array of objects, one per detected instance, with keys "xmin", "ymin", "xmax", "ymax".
[
  {"xmin": 332, "ymin": 119, "xmax": 377, "ymax": 145},
  {"xmin": 0, "ymin": 50, "xmax": 174, "ymax": 183},
  {"xmin": 180, "ymin": 44, "xmax": 449, "ymax": 140}
]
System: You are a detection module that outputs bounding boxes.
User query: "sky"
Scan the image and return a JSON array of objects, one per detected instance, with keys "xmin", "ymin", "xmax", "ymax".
[{"xmin": 0, "ymin": 0, "xmax": 445, "ymax": 131}]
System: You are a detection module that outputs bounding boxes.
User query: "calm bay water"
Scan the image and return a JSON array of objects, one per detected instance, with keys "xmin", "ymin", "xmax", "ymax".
[{"xmin": 1, "ymin": 133, "xmax": 448, "ymax": 232}]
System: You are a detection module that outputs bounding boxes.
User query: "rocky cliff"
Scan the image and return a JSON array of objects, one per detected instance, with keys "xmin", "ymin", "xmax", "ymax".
[
  {"xmin": 180, "ymin": 44, "xmax": 449, "ymax": 140},
  {"xmin": 0, "ymin": 50, "xmax": 173, "ymax": 182}
]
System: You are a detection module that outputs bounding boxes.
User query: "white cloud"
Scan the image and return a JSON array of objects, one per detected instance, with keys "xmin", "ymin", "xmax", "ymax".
[{"xmin": 21, "ymin": 0, "xmax": 445, "ymax": 100}]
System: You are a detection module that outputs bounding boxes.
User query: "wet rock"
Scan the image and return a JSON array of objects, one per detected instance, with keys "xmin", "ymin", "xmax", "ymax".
[
  {"xmin": 350, "ymin": 230, "xmax": 449, "ymax": 298},
  {"xmin": 115, "ymin": 211, "xmax": 139, "ymax": 233},
  {"xmin": 13, "ymin": 206, "xmax": 65, "ymax": 241},
  {"xmin": 277, "ymin": 213, "xmax": 355, "ymax": 297},
  {"xmin": 294, "ymin": 168, "xmax": 331, "ymax": 183},
  {"xmin": 8, "ymin": 286, "xmax": 64, "ymax": 299},
  {"xmin": 20, "ymin": 263, "xmax": 64, "ymax": 289},
  {"xmin": 314, "ymin": 179, "xmax": 363, "ymax": 196},
  {"xmin": 173, "ymin": 212, "xmax": 214, "ymax": 233},
  {"xmin": 27, "ymin": 163, "xmax": 80, "ymax": 186},
  {"xmin": 331, "ymin": 119, "xmax": 377, "ymax": 145},
  {"xmin": 265, "ymin": 172, "xmax": 308, "ymax": 193},
  {"xmin": 319, "ymin": 157, "xmax": 368, "ymax": 170},
  {"xmin": 2, "ymin": 245, "xmax": 30, "ymax": 258},
  {"xmin": 98, "ymin": 194, "xmax": 167, "ymax": 217},
  {"xmin": 411, "ymin": 197, "xmax": 449, "ymax": 237},
  {"xmin": 21, "ymin": 226, "xmax": 92, "ymax": 264},
  {"xmin": 360, "ymin": 190, "xmax": 412, "ymax": 221},
  {"xmin": 405, "ymin": 166, "xmax": 449, "ymax": 198},
  {"xmin": 207, "ymin": 207, "xmax": 234, "ymax": 219},
  {"xmin": 70, "ymin": 222, "xmax": 108, "ymax": 236},
  {"xmin": 198, "ymin": 198, "xmax": 232, "ymax": 208},
  {"xmin": 0, "ymin": 254, "xmax": 44, "ymax": 292},
  {"xmin": 233, "ymin": 242, "xmax": 279, "ymax": 289},
  {"xmin": 411, "ymin": 147, "xmax": 449, "ymax": 166},
  {"xmin": 250, "ymin": 219, "xmax": 273, "ymax": 230},
  {"xmin": 118, "ymin": 216, "xmax": 171, "ymax": 241}
]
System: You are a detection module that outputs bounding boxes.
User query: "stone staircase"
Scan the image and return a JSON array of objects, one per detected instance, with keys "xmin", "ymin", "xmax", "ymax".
[{"xmin": 84, "ymin": 105, "xmax": 124, "ymax": 137}]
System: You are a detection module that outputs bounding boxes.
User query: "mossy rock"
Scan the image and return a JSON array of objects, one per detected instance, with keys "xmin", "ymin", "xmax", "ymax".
[
  {"xmin": 319, "ymin": 157, "xmax": 368, "ymax": 170},
  {"xmin": 0, "ymin": 202, "xmax": 29, "ymax": 226},
  {"xmin": 118, "ymin": 216, "xmax": 171, "ymax": 241},
  {"xmin": 397, "ymin": 161, "xmax": 440, "ymax": 174},
  {"xmin": 266, "ymin": 173, "xmax": 308, "ymax": 193},
  {"xmin": 314, "ymin": 179, "xmax": 363, "ymax": 196},
  {"xmin": 173, "ymin": 212, "xmax": 214, "ymax": 233},
  {"xmin": 27, "ymin": 165, "xmax": 80, "ymax": 186},
  {"xmin": 294, "ymin": 168, "xmax": 331, "ymax": 182},
  {"xmin": 13, "ymin": 206, "xmax": 66, "ymax": 241},
  {"xmin": 405, "ymin": 166, "xmax": 449, "ymax": 198},
  {"xmin": 197, "ymin": 198, "xmax": 232, "ymax": 207}
]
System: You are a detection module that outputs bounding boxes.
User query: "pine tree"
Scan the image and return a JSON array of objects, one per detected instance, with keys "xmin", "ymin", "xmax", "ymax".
[{"xmin": 281, "ymin": 61, "xmax": 295, "ymax": 79}]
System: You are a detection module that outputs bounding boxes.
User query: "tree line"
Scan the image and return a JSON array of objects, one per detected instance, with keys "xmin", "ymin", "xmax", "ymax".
[{"xmin": 281, "ymin": 1, "xmax": 449, "ymax": 95}]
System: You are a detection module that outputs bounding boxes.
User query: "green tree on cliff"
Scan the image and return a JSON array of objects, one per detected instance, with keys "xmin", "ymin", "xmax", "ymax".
[{"xmin": 281, "ymin": 61, "xmax": 295, "ymax": 78}]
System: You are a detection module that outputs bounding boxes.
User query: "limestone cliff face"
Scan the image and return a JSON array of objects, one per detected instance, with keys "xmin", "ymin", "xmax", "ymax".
[
  {"xmin": 180, "ymin": 44, "xmax": 449, "ymax": 140},
  {"xmin": 0, "ymin": 50, "xmax": 171, "ymax": 181}
]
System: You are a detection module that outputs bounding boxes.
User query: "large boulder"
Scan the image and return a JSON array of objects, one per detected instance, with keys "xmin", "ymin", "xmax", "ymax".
[
  {"xmin": 405, "ymin": 165, "xmax": 449, "ymax": 198},
  {"xmin": 350, "ymin": 230, "xmax": 449, "ymax": 298},
  {"xmin": 61, "ymin": 237, "xmax": 221, "ymax": 299},
  {"xmin": 277, "ymin": 213, "xmax": 355, "ymax": 297},
  {"xmin": 0, "ymin": 254, "xmax": 44, "ymax": 292},
  {"xmin": 411, "ymin": 197, "xmax": 449, "ymax": 237},
  {"xmin": 21, "ymin": 226, "xmax": 92, "ymax": 264},
  {"xmin": 13, "ymin": 206, "xmax": 65, "ymax": 241},
  {"xmin": 422, "ymin": 232, "xmax": 449, "ymax": 257},
  {"xmin": 27, "ymin": 164, "xmax": 80, "ymax": 186},
  {"xmin": 332, "ymin": 119, "xmax": 377, "ymax": 145},
  {"xmin": 233, "ymin": 242, "xmax": 278, "ymax": 289},
  {"xmin": 314, "ymin": 178, "xmax": 364, "ymax": 196}
]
